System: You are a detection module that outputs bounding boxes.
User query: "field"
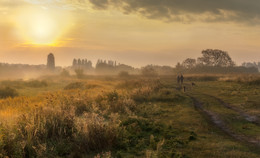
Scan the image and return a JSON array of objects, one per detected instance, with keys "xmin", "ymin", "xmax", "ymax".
[{"xmin": 0, "ymin": 74, "xmax": 259, "ymax": 157}]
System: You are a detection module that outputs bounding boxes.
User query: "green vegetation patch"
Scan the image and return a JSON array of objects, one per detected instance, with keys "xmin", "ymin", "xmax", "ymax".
[
  {"xmin": 64, "ymin": 82, "xmax": 85, "ymax": 90},
  {"xmin": 0, "ymin": 87, "xmax": 18, "ymax": 98}
]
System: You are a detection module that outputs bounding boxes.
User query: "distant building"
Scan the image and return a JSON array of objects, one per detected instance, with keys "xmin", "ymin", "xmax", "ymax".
[{"xmin": 47, "ymin": 53, "xmax": 55, "ymax": 70}]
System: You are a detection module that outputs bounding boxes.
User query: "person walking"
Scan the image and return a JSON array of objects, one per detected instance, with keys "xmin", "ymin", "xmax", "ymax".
[
  {"xmin": 177, "ymin": 75, "xmax": 180, "ymax": 84},
  {"xmin": 180, "ymin": 74, "xmax": 184, "ymax": 84}
]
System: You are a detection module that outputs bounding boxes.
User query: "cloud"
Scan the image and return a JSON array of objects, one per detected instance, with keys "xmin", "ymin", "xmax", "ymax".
[
  {"xmin": 86, "ymin": 0, "xmax": 260, "ymax": 24},
  {"xmin": 23, "ymin": 0, "xmax": 88, "ymax": 10},
  {"xmin": 4, "ymin": 0, "xmax": 260, "ymax": 24},
  {"xmin": 0, "ymin": 0, "xmax": 26, "ymax": 12}
]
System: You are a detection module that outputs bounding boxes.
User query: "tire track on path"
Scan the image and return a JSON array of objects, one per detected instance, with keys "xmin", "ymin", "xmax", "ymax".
[
  {"xmin": 204, "ymin": 94, "xmax": 260, "ymax": 126},
  {"xmin": 187, "ymin": 94, "xmax": 260, "ymax": 148}
]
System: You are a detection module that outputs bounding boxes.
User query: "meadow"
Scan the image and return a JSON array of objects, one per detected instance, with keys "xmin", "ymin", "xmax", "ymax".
[{"xmin": 0, "ymin": 74, "xmax": 259, "ymax": 157}]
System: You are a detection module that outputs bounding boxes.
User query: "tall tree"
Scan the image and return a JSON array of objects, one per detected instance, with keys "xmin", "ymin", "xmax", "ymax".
[
  {"xmin": 182, "ymin": 58, "xmax": 196, "ymax": 69},
  {"xmin": 73, "ymin": 59, "xmax": 77, "ymax": 66},
  {"xmin": 197, "ymin": 49, "xmax": 235, "ymax": 67},
  {"xmin": 78, "ymin": 59, "xmax": 81, "ymax": 65}
]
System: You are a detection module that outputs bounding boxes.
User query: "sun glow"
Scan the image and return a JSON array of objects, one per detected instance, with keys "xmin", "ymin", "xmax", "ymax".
[{"xmin": 14, "ymin": 7, "xmax": 72, "ymax": 46}]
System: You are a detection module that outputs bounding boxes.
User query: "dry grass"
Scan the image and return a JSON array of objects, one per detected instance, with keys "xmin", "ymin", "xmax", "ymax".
[{"xmin": 0, "ymin": 75, "xmax": 259, "ymax": 157}]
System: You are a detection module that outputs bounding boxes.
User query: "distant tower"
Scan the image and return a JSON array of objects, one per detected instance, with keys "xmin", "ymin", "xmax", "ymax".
[{"xmin": 47, "ymin": 53, "xmax": 55, "ymax": 70}]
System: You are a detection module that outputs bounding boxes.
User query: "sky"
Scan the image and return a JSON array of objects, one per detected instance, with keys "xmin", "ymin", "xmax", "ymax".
[{"xmin": 1, "ymin": 0, "xmax": 260, "ymax": 67}]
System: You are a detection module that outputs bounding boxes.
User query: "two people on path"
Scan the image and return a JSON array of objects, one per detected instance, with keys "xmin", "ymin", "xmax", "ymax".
[{"xmin": 177, "ymin": 74, "xmax": 184, "ymax": 84}]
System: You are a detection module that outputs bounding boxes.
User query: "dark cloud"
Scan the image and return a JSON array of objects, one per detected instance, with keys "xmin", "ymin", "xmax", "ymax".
[
  {"xmin": 4, "ymin": 0, "xmax": 260, "ymax": 24},
  {"xmin": 87, "ymin": 0, "xmax": 260, "ymax": 24}
]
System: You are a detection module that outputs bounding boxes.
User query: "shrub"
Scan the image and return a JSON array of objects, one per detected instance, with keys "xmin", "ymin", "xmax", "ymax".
[
  {"xmin": 141, "ymin": 67, "xmax": 158, "ymax": 77},
  {"xmin": 60, "ymin": 69, "xmax": 70, "ymax": 77},
  {"xmin": 85, "ymin": 84, "xmax": 100, "ymax": 89},
  {"xmin": 222, "ymin": 75, "xmax": 260, "ymax": 85},
  {"xmin": 25, "ymin": 80, "xmax": 48, "ymax": 88},
  {"xmin": 118, "ymin": 71, "xmax": 130, "ymax": 78},
  {"xmin": 0, "ymin": 80, "xmax": 24, "ymax": 89},
  {"xmin": 117, "ymin": 80, "xmax": 147, "ymax": 90},
  {"xmin": 106, "ymin": 91, "xmax": 119, "ymax": 102},
  {"xmin": 0, "ymin": 87, "xmax": 18, "ymax": 99},
  {"xmin": 0, "ymin": 80, "xmax": 48, "ymax": 89},
  {"xmin": 74, "ymin": 100, "xmax": 91, "ymax": 116},
  {"xmin": 185, "ymin": 75, "xmax": 219, "ymax": 82},
  {"xmin": 118, "ymin": 118, "xmax": 164, "ymax": 151},
  {"xmin": 74, "ymin": 69, "xmax": 84, "ymax": 79},
  {"xmin": 64, "ymin": 82, "xmax": 85, "ymax": 90},
  {"xmin": 247, "ymin": 79, "xmax": 260, "ymax": 85}
]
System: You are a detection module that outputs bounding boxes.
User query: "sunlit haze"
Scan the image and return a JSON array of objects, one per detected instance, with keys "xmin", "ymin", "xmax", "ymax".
[{"xmin": 1, "ymin": 0, "xmax": 260, "ymax": 67}]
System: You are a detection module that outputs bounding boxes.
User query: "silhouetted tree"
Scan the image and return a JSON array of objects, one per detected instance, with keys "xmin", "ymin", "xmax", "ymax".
[
  {"xmin": 82, "ymin": 59, "xmax": 85, "ymax": 65},
  {"xmin": 175, "ymin": 62, "xmax": 184, "ymax": 72},
  {"xmin": 182, "ymin": 58, "xmax": 196, "ymax": 69},
  {"xmin": 141, "ymin": 66, "xmax": 158, "ymax": 77},
  {"xmin": 73, "ymin": 59, "xmax": 77, "ymax": 67},
  {"xmin": 197, "ymin": 49, "xmax": 235, "ymax": 67},
  {"xmin": 78, "ymin": 59, "xmax": 81, "ymax": 65},
  {"xmin": 242, "ymin": 62, "xmax": 260, "ymax": 72}
]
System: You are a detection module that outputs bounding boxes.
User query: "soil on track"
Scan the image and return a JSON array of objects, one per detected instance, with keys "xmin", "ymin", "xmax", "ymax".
[
  {"xmin": 187, "ymin": 94, "xmax": 260, "ymax": 148},
  {"xmin": 204, "ymin": 94, "xmax": 260, "ymax": 126}
]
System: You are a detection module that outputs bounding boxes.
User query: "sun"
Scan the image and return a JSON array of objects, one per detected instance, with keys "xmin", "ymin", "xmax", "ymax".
[
  {"xmin": 14, "ymin": 7, "xmax": 72, "ymax": 46},
  {"xmin": 29, "ymin": 14, "xmax": 57, "ymax": 44}
]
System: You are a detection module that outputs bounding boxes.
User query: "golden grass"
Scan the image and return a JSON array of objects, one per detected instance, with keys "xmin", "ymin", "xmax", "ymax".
[{"xmin": 0, "ymin": 75, "xmax": 259, "ymax": 157}]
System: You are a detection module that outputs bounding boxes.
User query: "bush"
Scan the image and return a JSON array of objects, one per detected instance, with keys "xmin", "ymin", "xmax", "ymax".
[
  {"xmin": 221, "ymin": 75, "xmax": 260, "ymax": 85},
  {"xmin": 60, "ymin": 69, "xmax": 70, "ymax": 77},
  {"xmin": 141, "ymin": 67, "xmax": 158, "ymax": 77},
  {"xmin": 64, "ymin": 82, "xmax": 85, "ymax": 90},
  {"xmin": 118, "ymin": 71, "xmax": 130, "ymax": 78},
  {"xmin": 118, "ymin": 118, "xmax": 164, "ymax": 151},
  {"xmin": 0, "ymin": 80, "xmax": 24, "ymax": 89},
  {"xmin": 106, "ymin": 91, "xmax": 119, "ymax": 102},
  {"xmin": 0, "ymin": 87, "xmax": 18, "ymax": 98},
  {"xmin": 25, "ymin": 80, "xmax": 48, "ymax": 88},
  {"xmin": 74, "ymin": 69, "xmax": 84, "ymax": 79},
  {"xmin": 185, "ymin": 75, "xmax": 219, "ymax": 82},
  {"xmin": 85, "ymin": 84, "xmax": 100, "ymax": 89},
  {"xmin": 0, "ymin": 80, "xmax": 47, "ymax": 89},
  {"xmin": 248, "ymin": 79, "xmax": 260, "ymax": 85}
]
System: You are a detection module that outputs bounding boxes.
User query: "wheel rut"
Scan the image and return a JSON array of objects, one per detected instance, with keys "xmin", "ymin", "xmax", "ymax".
[
  {"xmin": 204, "ymin": 94, "xmax": 260, "ymax": 126},
  {"xmin": 187, "ymin": 94, "xmax": 260, "ymax": 148}
]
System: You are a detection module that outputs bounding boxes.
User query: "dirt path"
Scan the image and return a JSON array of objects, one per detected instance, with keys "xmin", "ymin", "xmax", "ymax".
[
  {"xmin": 187, "ymin": 94, "xmax": 260, "ymax": 148},
  {"xmin": 203, "ymin": 94, "xmax": 260, "ymax": 126}
]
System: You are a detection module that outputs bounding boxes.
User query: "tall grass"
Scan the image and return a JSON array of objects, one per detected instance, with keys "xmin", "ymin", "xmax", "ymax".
[
  {"xmin": 219, "ymin": 74, "xmax": 260, "ymax": 85},
  {"xmin": 0, "ymin": 85, "xmax": 141, "ymax": 157},
  {"xmin": 0, "ymin": 76, "xmax": 258, "ymax": 157}
]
